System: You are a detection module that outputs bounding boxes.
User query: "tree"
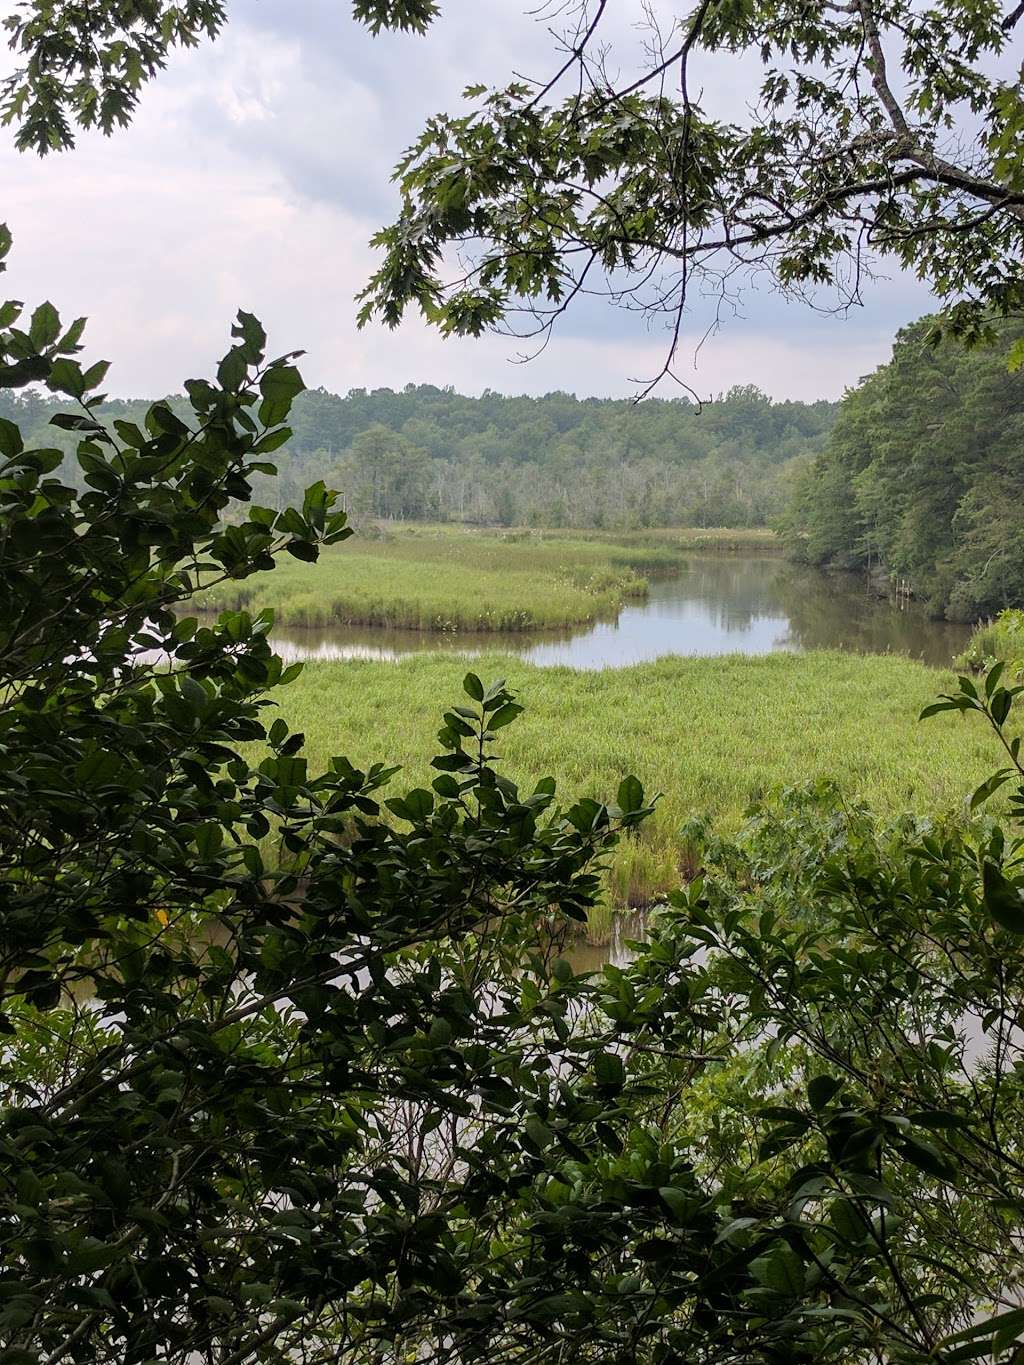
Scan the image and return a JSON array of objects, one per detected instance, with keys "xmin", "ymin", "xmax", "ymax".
[
  {"xmin": 0, "ymin": 235, "xmax": 655, "ymax": 1361},
  {"xmin": 780, "ymin": 314, "xmax": 1024, "ymax": 619},
  {"xmin": 0, "ymin": 1, "xmax": 439, "ymax": 153},
  {"xmin": 356, "ymin": 1, "xmax": 1024, "ymax": 392},
  {"xmin": 345, "ymin": 424, "xmax": 433, "ymax": 519},
  {"xmin": 10, "ymin": 1, "xmax": 1024, "ymax": 389}
]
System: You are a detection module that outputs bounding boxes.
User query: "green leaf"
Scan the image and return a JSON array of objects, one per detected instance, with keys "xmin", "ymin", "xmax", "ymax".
[
  {"xmin": 259, "ymin": 363, "xmax": 305, "ymax": 423},
  {"xmin": 616, "ymin": 775, "xmax": 644, "ymax": 813},
  {"xmin": 982, "ymin": 860, "xmax": 1024, "ymax": 933},
  {"xmin": 659, "ymin": 1186, "xmax": 697, "ymax": 1222},
  {"xmin": 217, "ymin": 346, "xmax": 248, "ymax": 391},
  {"xmin": 487, "ymin": 702, "xmax": 523, "ymax": 730},
  {"xmin": 970, "ymin": 770, "xmax": 1012, "ymax": 811},
  {"xmin": 749, "ymin": 1244, "xmax": 805, "ymax": 1295},
  {"xmin": 898, "ymin": 1134, "xmax": 958, "ymax": 1181},
  {"xmin": 46, "ymin": 358, "xmax": 84, "ymax": 396},
  {"xmin": 232, "ymin": 309, "xmax": 267, "ymax": 363},
  {"xmin": 81, "ymin": 359, "xmax": 110, "ymax": 391},
  {"xmin": 285, "ymin": 540, "xmax": 319, "ymax": 562},
  {"xmin": 525, "ymin": 1115, "xmax": 554, "ymax": 1150},
  {"xmin": 28, "ymin": 300, "xmax": 60, "ymax": 348},
  {"xmin": 593, "ymin": 1051, "xmax": 624, "ymax": 1088},
  {"xmin": 0, "ymin": 417, "xmax": 23, "ymax": 459},
  {"xmin": 919, "ymin": 699, "xmax": 965, "ymax": 720},
  {"xmin": 807, "ymin": 1075, "xmax": 843, "ymax": 1111},
  {"xmin": 403, "ymin": 788, "xmax": 434, "ymax": 819},
  {"xmin": 463, "ymin": 672, "xmax": 484, "ymax": 701},
  {"xmin": 985, "ymin": 661, "xmax": 1007, "ymax": 697}
]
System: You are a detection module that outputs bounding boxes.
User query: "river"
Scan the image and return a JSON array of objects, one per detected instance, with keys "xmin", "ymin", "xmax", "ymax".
[{"xmin": 265, "ymin": 554, "xmax": 971, "ymax": 670}]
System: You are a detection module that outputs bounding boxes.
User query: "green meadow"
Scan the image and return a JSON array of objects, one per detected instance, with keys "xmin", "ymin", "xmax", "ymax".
[
  {"xmin": 271, "ymin": 650, "xmax": 999, "ymax": 914},
  {"xmin": 199, "ymin": 524, "xmax": 775, "ymax": 632}
]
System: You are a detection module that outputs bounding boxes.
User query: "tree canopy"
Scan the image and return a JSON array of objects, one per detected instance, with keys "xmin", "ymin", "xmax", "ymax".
[
  {"xmin": 356, "ymin": 0, "xmax": 1024, "ymax": 390},
  {"xmin": 8, "ymin": 2, "xmax": 1024, "ymax": 384},
  {"xmin": 1, "ymin": 381, "xmax": 836, "ymax": 529},
  {"xmin": 0, "ymin": 0, "xmax": 438, "ymax": 153},
  {"xmin": 780, "ymin": 314, "xmax": 1024, "ymax": 620}
]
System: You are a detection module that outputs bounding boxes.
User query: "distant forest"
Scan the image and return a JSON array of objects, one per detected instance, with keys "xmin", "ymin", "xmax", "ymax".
[
  {"xmin": 780, "ymin": 318, "xmax": 1024, "ymax": 621},
  {"xmin": 0, "ymin": 383, "xmax": 836, "ymax": 530}
]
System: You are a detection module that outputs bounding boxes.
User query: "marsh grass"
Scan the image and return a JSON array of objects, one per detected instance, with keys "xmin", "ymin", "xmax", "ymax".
[
  {"xmin": 200, "ymin": 526, "xmax": 689, "ymax": 631},
  {"xmin": 533, "ymin": 526, "xmax": 781, "ymax": 554},
  {"xmin": 271, "ymin": 650, "xmax": 999, "ymax": 921},
  {"xmin": 199, "ymin": 524, "xmax": 776, "ymax": 632}
]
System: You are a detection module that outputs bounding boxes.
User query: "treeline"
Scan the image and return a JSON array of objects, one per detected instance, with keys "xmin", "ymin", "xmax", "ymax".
[
  {"xmin": 0, "ymin": 382, "xmax": 836, "ymax": 530},
  {"xmin": 780, "ymin": 317, "xmax": 1024, "ymax": 621}
]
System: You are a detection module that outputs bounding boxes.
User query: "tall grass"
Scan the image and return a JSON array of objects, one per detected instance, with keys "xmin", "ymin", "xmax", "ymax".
[
  {"xmin": 533, "ymin": 526, "xmax": 781, "ymax": 554},
  {"xmin": 271, "ymin": 650, "xmax": 999, "ymax": 914},
  {"xmin": 958, "ymin": 609, "xmax": 1024, "ymax": 677},
  {"xmin": 200, "ymin": 526, "xmax": 692, "ymax": 631}
]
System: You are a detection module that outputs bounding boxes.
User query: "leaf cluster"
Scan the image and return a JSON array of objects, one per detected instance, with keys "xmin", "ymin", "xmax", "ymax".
[{"xmin": 0, "ymin": 235, "xmax": 657, "ymax": 1363}]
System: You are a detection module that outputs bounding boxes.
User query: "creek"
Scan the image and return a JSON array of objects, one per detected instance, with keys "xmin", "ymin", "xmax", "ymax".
[
  {"xmin": 265, "ymin": 555, "xmax": 971, "ymax": 670},
  {"xmin": 252, "ymin": 553, "xmax": 973, "ymax": 968}
]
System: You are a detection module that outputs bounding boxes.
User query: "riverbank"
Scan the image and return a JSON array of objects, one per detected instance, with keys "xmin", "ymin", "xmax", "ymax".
[
  {"xmin": 271, "ymin": 650, "xmax": 997, "ymax": 912},
  {"xmin": 957, "ymin": 609, "xmax": 1024, "ymax": 675}
]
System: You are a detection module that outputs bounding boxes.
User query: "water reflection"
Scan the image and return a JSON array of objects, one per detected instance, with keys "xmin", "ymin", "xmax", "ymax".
[
  {"xmin": 269, "ymin": 555, "xmax": 971, "ymax": 670},
  {"xmin": 567, "ymin": 911, "xmax": 646, "ymax": 973}
]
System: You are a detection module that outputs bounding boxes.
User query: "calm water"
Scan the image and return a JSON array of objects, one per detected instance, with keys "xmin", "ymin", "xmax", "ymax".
[{"xmin": 270, "ymin": 555, "xmax": 971, "ymax": 670}]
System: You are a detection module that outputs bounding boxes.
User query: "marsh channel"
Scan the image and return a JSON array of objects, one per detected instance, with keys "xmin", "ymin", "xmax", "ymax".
[{"xmin": 267, "ymin": 554, "xmax": 971, "ymax": 671}]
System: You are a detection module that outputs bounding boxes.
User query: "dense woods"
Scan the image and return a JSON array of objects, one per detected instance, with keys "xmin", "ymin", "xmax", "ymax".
[
  {"xmin": 0, "ymin": 383, "xmax": 836, "ymax": 529},
  {"xmin": 780, "ymin": 320, "xmax": 1024, "ymax": 620}
]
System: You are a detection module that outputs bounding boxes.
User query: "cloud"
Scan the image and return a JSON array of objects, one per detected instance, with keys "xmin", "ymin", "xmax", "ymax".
[{"xmin": 0, "ymin": 0, "xmax": 937, "ymax": 402}]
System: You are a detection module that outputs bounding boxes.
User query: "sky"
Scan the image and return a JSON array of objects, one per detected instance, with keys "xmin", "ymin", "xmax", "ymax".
[{"xmin": 0, "ymin": 0, "xmax": 939, "ymax": 403}]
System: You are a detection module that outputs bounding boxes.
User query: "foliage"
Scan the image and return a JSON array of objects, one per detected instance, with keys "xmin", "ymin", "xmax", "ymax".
[
  {"xmin": 279, "ymin": 648, "xmax": 997, "ymax": 911},
  {"xmin": 358, "ymin": 1, "xmax": 1024, "ymax": 387},
  {"xmin": 618, "ymin": 680, "xmax": 1024, "ymax": 1362},
  {"xmin": 959, "ymin": 608, "xmax": 1024, "ymax": 678},
  {"xmin": 0, "ymin": 257, "xmax": 651, "ymax": 1361},
  {"xmin": 2, "ymin": 382, "xmax": 837, "ymax": 531},
  {"xmin": 780, "ymin": 316, "xmax": 1024, "ymax": 620},
  {"xmin": 6, "ymin": 0, "xmax": 1024, "ymax": 1357},
  {"xmin": 1, "ymin": 0, "xmax": 436, "ymax": 153}
]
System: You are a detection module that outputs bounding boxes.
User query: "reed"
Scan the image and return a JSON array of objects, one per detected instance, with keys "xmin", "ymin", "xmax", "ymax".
[
  {"xmin": 199, "ymin": 525, "xmax": 690, "ymax": 631},
  {"xmin": 957, "ymin": 609, "xmax": 1024, "ymax": 677},
  {"xmin": 268, "ymin": 649, "xmax": 999, "ymax": 914}
]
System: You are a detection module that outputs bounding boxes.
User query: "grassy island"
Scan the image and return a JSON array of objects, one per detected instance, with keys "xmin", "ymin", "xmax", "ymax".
[{"xmin": 199, "ymin": 524, "xmax": 777, "ymax": 632}]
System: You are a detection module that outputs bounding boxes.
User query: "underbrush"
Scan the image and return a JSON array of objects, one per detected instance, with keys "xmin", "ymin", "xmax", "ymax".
[{"xmin": 957, "ymin": 608, "xmax": 1024, "ymax": 677}]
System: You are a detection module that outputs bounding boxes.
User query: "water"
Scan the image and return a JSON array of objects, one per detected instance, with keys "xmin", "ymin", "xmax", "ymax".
[{"xmin": 269, "ymin": 555, "xmax": 971, "ymax": 670}]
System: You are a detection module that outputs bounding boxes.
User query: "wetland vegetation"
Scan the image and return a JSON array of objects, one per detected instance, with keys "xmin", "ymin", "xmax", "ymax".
[
  {"xmin": 198, "ymin": 525, "xmax": 691, "ymax": 631},
  {"xmin": 7, "ymin": 1, "xmax": 1024, "ymax": 1363},
  {"xmin": 275, "ymin": 650, "xmax": 997, "ymax": 911}
]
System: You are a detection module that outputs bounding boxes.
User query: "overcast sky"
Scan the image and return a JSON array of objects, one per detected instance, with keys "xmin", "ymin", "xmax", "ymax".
[{"xmin": 1, "ymin": 0, "xmax": 938, "ymax": 402}]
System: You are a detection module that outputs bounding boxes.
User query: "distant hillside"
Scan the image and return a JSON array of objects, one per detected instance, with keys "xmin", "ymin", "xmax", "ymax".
[{"xmin": 0, "ymin": 382, "xmax": 837, "ymax": 530}]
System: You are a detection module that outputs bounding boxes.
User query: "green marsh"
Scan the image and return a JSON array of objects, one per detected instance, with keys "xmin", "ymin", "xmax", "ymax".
[{"xmin": 271, "ymin": 650, "xmax": 997, "ymax": 911}]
